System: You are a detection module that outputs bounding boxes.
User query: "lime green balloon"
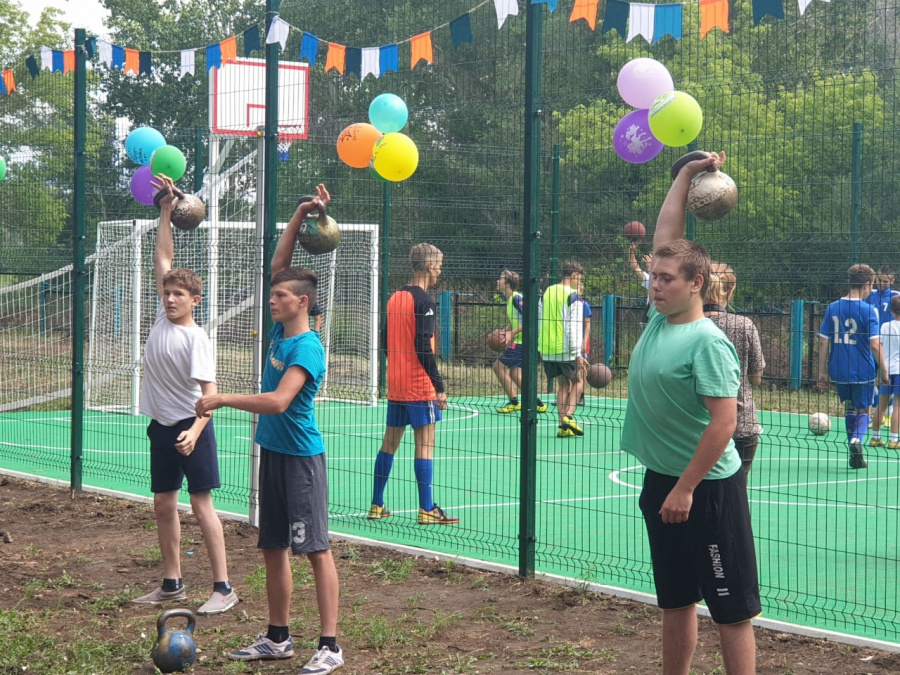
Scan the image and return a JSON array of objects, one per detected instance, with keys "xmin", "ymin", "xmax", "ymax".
[
  {"xmin": 149, "ymin": 145, "xmax": 187, "ymax": 182},
  {"xmin": 648, "ymin": 91, "xmax": 703, "ymax": 147},
  {"xmin": 372, "ymin": 132, "xmax": 419, "ymax": 182},
  {"xmin": 0, "ymin": 157, "xmax": 6, "ymax": 181}
]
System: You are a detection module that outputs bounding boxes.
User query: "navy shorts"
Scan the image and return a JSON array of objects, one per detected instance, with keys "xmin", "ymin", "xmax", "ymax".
[
  {"xmin": 835, "ymin": 381, "xmax": 876, "ymax": 410},
  {"xmin": 498, "ymin": 344, "xmax": 523, "ymax": 369},
  {"xmin": 639, "ymin": 468, "xmax": 761, "ymax": 625},
  {"xmin": 147, "ymin": 418, "xmax": 220, "ymax": 494},
  {"xmin": 879, "ymin": 375, "xmax": 900, "ymax": 397},
  {"xmin": 257, "ymin": 449, "xmax": 330, "ymax": 555},
  {"xmin": 386, "ymin": 400, "xmax": 441, "ymax": 429},
  {"xmin": 542, "ymin": 360, "xmax": 579, "ymax": 383}
]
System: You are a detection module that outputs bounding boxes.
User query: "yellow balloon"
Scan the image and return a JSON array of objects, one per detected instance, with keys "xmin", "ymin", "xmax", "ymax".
[{"xmin": 372, "ymin": 132, "xmax": 419, "ymax": 182}]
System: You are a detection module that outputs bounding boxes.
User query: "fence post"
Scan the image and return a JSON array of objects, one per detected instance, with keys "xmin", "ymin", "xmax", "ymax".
[
  {"xmin": 379, "ymin": 181, "xmax": 391, "ymax": 396},
  {"xmin": 790, "ymin": 299, "xmax": 805, "ymax": 389},
  {"xmin": 550, "ymin": 144, "xmax": 560, "ymax": 283},
  {"xmin": 602, "ymin": 294, "xmax": 616, "ymax": 367},
  {"xmin": 439, "ymin": 291, "xmax": 452, "ymax": 361},
  {"xmin": 851, "ymin": 122, "xmax": 862, "ymax": 264}
]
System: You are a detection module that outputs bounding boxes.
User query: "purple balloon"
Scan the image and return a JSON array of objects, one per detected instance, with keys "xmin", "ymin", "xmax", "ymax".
[
  {"xmin": 613, "ymin": 109, "xmax": 664, "ymax": 164},
  {"xmin": 617, "ymin": 58, "xmax": 675, "ymax": 109},
  {"xmin": 130, "ymin": 165, "xmax": 156, "ymax": 205}
]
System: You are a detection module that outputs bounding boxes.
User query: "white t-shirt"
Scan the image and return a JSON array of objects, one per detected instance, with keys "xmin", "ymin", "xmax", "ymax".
[
  {"xmin": 880, "ymin": 319, "xmax": 900, "ymax": 376},
  {"xmin": 139, "ymin": 307, "xmax": 216, "ymax": 426},
  {"xmin": 641, "ymin": 270, "xmax": 650, "ymax": 290}
]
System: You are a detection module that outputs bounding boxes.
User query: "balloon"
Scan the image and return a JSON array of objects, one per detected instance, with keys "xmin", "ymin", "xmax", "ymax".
[
  {"xmin": 125, "ymin": 126, "xmax": 166, "ymax": 165},
  {"xmin": 336, "ymin": 123, "xmax": 383, "ymax": 169},
  {"xmin": 372, "ymin": 132, "xmax": 419, "ymax": 182},
  {"xmin": 0, "ymin": 157, "xmax": 6, "ymax": 181},
  {"xmin": 612, "ymin": 109, "xmax": 664, "ymax": 164},
  {"xmin": 130, "ymin": 165, "xmax": 157, "ymax": 205},
  {"xmin": 648, "ymin": 91, "xmax": 703, "ymax": 147},
  {"xmin": 369, "ymin": 160, "xmax": 388, "ymax": 182},
  {"xmin": 617, "ymin": 58, "xmax": 675, "ymax": 110},
  {"xmin": 368, "ymin": 93, "xmax": 409, "ymax": 134},
  {"xmin": 149, "ymin": 145, "xmax": 187, "ymax": 182}
]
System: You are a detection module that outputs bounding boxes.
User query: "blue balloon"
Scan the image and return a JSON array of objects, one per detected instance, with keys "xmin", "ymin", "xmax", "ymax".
[
  {"xmin": 368, "ymin": 94, "xmax": 408, "ymax": 134},
  {"xmin": 125, "ymin": 126, "xmax": 166, "ymax": 165}
]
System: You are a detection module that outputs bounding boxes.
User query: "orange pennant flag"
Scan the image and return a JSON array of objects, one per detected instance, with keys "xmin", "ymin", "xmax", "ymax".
[
  {"xmin": 63, "ymin": 50, "xmax": 75, "ymax": 74},
  {"xmin": 410, "ymin": 31, "xmax": 433, "ymax": 69},
  {"xmin": 220, "ymin": 36, "xmax": 237, "ymax": 65},
  {"xmin": 700, "ymin": 0, "xmax": 730, "ymax": 38},
  {"xmin": 569, "ymin": 0, "xmax": 600, "ymax": 30},
  {"xmin": 124, "ymin": 48, "xmax": 139, "ymax": 74},
  {"xmin": 3, "ymin": 69, "xmax": 16, "ymax": 94},
  {"xmin": 326, "ymin": 43, "xmax": 346, "ymax": 75}
]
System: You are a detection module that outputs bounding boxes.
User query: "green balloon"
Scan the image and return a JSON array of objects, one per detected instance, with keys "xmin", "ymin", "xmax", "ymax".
[
  {"xmin": 149, "ymin": 145, "xmax": 187, "ymax": 182},
  {"xmin": 0, "ymin": 157, "xmax": 6, "ymax": 181},
  {"xmin": 648, "ymin": 91, "xmax": 703, "ymax": 147}
]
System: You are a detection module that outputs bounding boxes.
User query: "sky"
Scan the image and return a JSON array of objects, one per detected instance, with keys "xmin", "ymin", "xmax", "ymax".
[{"xmin": 25, "ymin": 0, "xmax": 110, "ymax": 37}]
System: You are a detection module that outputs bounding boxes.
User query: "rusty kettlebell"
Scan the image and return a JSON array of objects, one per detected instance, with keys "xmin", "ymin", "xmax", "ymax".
[
  {"xmin": 296, "ymin": 196, "xmax": 342, "ymax": 256},
  {"xmin": 151, "ymin": 608, "xmax": 197, "ymax": 673},
  {"xmin": 154, "ymin": 185, "xmax": 206, "ymax": 231},
  {"xmin": 670, "ymin": 151, "xmax": 738, "ymax": 221}
]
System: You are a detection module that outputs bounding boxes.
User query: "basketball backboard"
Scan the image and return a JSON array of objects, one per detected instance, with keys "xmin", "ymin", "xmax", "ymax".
[{"xmin": 209, "ymin": 58, "xmax": 309, "ymax": 140}]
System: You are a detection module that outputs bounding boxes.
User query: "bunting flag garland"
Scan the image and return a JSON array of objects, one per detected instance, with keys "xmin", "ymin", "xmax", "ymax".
[
  {"xmin": 700, "ymin": 0, "xmax": 730, "ymax": 36},
  {"xmin": 300, "ymin": 32, "xmax": 319, "ymax": 65},
  {"xmin": 569, "ymin": 0, "xmax": 601, "ymax": 30},
  {"xmin": 26, "ymin": 56, "xmax": 39, "ymax": 79},
  {"xmin": 410, "ymin": 31, "xmax": 434, "ymax": 69},
  {"xmin": 362, "ymin": 47, "xmax": 380, "ymax": 79},
  {"xmin": 602, "ymin": 0, "xmax": 629, "ymax": 36},
  {"xmin": 494, "ymin": 0, "xmax": 518, "ymax": 29},
  {"xmin": 450, "ymin": 14, "xmax": 473, "ymax": 48},
  {"xmin": 139, "ymin": 51, "xmax": 152, "ymax": 76},
  {"xmin": 626, "ymin": 3, "xmax": 655, "ymax": 43},
  {"xmin": 346, "ymin": 47, "xmax": 362, "ymax": 78},
  {"xmin": 653, "ymin": 4, "xmax": 683, "ymax": 42},
  {"xmin": 266, "ymin": 16, "xmax": 290, "ymax": 49},
  {"xmin": 243, "ymin": 25, "xmax": 261, "ymax": 56},
  {"xmin": 532, "ymin": 0, "xmax": 559, "ymax": 11},
  {"xmin": 380, "ymin": 44, "xmax": 399, "ymax": 74},
  {"xmin": 220, "ymin": 36, "xmax": 237, "ymax": 66},
  {"xmin": 753, "ymin": 0, "xmax": 785, "ymax": 24},
  {"xmin": 180, "ymin": 50, "xmax": 195, "ymax": 79},
  {"xmin": 326, "ymin": 43, "xmax": 346, "ymax": 74},
  {"xmin": 98, "ymin": 40, "xmax": 112, "ymax": 67},
  {"xmin": 206, "ymin": 43, "xmax": 222, "ymax": 71},
  {"xmin": 124, "ymin": 48, "xmax": 139, "ymax": 75}
]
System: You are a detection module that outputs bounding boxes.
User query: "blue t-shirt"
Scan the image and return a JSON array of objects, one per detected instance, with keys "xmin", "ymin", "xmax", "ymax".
[
  {"xmin": 819, "ymin": 298, "xmax": 879, "ymax": 383},
  {"xmin": 582, "ymin": 300, "xmax": 592, "ymax": 319},
  {"xmin": 254, "ymin": 324, "xmax": 326, "ymax": 456}
]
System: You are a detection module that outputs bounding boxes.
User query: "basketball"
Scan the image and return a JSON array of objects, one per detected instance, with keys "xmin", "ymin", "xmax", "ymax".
[
  {"xmin": 624, "ymin": 221, "xmax": 646, "ymax": 243},
  {"xmin": 586, "ymin": 363, "xmax": 612, "ymax": 388},
  {"xmin": 487, "ymin": 329, "xmax": 507, "ymax": 352},
  {"xmin": 808, "ymin": 412, "xmax": 831, "ymax": 436}
]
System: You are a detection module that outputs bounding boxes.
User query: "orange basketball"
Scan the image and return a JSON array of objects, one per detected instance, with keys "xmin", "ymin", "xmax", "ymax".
[
  {"xmin": 624, "ymin": 221, "xmax": 646, "ymax": 243},
  {"xmin": 487, "ymin": 329, "xmax": 507, "ymax": 353},
  {"xmin": 336, "ymin": 123, "xmax": 383, "ymax": 169},
  {"xmin": 586, "ymin": 363, "xmax": 612, "ymax": 388}
]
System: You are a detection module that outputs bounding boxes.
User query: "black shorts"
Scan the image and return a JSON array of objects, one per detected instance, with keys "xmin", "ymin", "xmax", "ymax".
[
  {"xmin": 639, "ymin": 468, "xmax": 761, "ymax": 624},
  {"xmin": 542, "ymin": 360, "xmax": 579, "ymax": 382},
  {"xmin": 257, "ymin": 449, "xmax": 331, "ymax": 555},
  {"xmin": 147, "ymin": 418, "xmax": 220, "ymax": 494}
]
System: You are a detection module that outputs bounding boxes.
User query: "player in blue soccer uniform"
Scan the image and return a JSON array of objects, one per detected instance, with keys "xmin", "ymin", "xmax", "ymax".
[
  {"xmin": 867, "ymin": 267, "xmax": 900, "ymax": 428},
  {"xmin": 818, "ymin": 264, "xmax": 889, "ymax": 469}
]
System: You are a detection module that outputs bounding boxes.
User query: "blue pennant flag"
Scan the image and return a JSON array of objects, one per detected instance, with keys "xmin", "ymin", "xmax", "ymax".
[
  {"xmin": 300, "ymin": 32, "xmax": 319, "ymax": 65},
  {"xmin": 206, "ymin": 43, "xmax": 222, "ymax": 71},
  {"xmin": 531, "ymin": 0, "xmax": 558, "ymax": 11},
  {"xmin": 602, "ymin": 0, "xmax": 629, "ymax": 36},
  {"xmin": 243, "ymin": 25, "xmax": 261, "ymax": 56},
  {"xmin": 346, "ymin": 47, "xmax": 362, "ymax": 78},
  {"xmin": 653, "ymin": 4, "xmax": 683, "ymax": 42},
  {"xmin": 112, "ymin": 45, "xmax": 124, "ymax": 70},
  {"xmin": 450, "ymin": 14, "xmax": 473, "ymax": 49},
  {"xmin": 379, "ymin": 44, "xmax": 398, "ymax": 75},
  {"xmin": 52, "ymin": 50, "xmax": 65, "ymax": 72},
  {"xmin": 753, "ymin": 0, "xmax": 785, "ymax": 24}
]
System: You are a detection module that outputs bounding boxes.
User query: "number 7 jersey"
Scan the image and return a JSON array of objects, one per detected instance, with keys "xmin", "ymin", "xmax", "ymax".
[{"xmin": 819, "ymin": 297, "xmax": 880, "ymax": 383}]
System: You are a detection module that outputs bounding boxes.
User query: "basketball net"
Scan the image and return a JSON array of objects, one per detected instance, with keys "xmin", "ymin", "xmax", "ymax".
[{"xmin": 277, "ymin": 139, "xmax": 292, "ymax": 162}]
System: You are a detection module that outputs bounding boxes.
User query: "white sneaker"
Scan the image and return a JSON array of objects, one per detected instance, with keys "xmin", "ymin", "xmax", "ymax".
[
  {"xmin": 300, "ymin": 645, "xmax": 344, "ymax": 673},
  {"xmin": 132, "ymin": 585, "xmax": 186, "ymax": 604},
  {"xmin": 228, "ymin": 634, "xmax": 294, "ymax": 661},
  {"xmin": 196, "ymin": 589, "xmax": 239, "ymax": 615}
]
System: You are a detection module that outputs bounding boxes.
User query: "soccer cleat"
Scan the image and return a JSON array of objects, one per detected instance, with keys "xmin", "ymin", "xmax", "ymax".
[
  {"xmin": 197, "ymin": 589, "xmax": 239, "ymax": 615},
  {"xmin": 557, "ymin": 427, "xmax": 575, "ymax": 438},
  {"xmin": 418, "ymin": 504, "xmax": 460, "ymax": 525},
  {"xmin": 497, "ymin": 401, "xmax": 522, "ymax": 414},
  {"xmin": 536, "ymin": 401, "xmax": 548, "ymax": 413},
  {"xmin": 132, "ymin": 585, "xmax": 186, "ymax": 605},
  {"xmin": 367, "ymin": 504, "xmax": 391, "ymax": 520},
  {"xmin": 228, "ymin": 634, "xmax": 294, "ymax": 661},
  {"xmin": 885, "ymin": 415, "xmax": 891, "ymax": 428},
  {"xmin": 561, "ymin": 416, "xmax": 584, "ymax": 436},
  {"xmin": 869, "ymin": 437, "xmax": 886, "ymax": 447},
  {"xmin": 849, "ymin": 441, "xmax": 868, "ymax": 470},
  {"xmin": 300, "ymin": 645, "xmax": 344, "ymax": 674},
  {"xmin": 889, "ymin": 441, "xmax": 900, "ymax": 450}
]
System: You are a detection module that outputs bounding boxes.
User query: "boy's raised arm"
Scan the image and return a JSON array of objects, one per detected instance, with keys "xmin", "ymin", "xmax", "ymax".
[
  {"xmin": 151, "ymin": 174, "xmax": 176, "ymax": 298},
  {"xmin": 272, "ymin": 183, "xmax": 331, "ymax": 279},
  {"xmin": 653, "ymin": 152, "xmax": 724, "ymax": 254}
]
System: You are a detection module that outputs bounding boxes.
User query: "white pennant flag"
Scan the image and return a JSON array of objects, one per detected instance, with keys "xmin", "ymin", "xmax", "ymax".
[
  {"xmin": 494, "ymin": 0, "xmax": 518, "ymax": 29},
  {"xmin": 799, "ymin": 0, "xmax": 829, "ymax": 14},
  {"xmin": 97, "ymin": 40, "xmax": 113, "ymax": 67},
  {"xmin": 361, "ymin": 47, "xmax": 380, "ymax": 80},
  {"xmin": 627, "ymin": 3, "xmax": 656, "ymax": 44},
  {"xmin": 180, "ymin": 50, "xmax": 195, "ymax": 79},
  {"xmin": 266, "ymin": 16, "xmax": 290, "ymax": 50},
  {"xmin": 41, "ymin": 46, "xmax": 54, "ymax": 71}
]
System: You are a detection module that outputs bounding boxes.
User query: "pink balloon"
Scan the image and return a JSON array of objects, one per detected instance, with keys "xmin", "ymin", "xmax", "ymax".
[
  {"xmin": 130, "ymin": 165, "xmax": 156, "ymax": 206},
  {"xmin": 612, "ymin": 109, "xmax": 664, "ymax": 164},
  {"xmin": 617, "ymin": 58, "xmax": 675, "ymax": 109}
]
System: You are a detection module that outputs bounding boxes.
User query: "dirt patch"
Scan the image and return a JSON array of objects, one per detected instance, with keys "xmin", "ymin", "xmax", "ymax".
[{"xmin": 1, "ymin": 475, "xmax": 898, "ymax": 674}]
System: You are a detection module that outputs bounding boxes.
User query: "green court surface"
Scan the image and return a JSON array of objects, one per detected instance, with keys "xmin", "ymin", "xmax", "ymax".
[{"xmin": 2, "ymin": 398, "xmax": 899, "ymax": 645}]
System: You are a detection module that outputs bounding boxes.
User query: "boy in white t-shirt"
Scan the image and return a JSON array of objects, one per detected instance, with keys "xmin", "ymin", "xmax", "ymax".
[
  {"xmin": 872, "ymin": 296, "xmax": 900, "ymax": 448},
  {"xmin": 132, "ymin": 174, "xmax": 237, "ymax": 616}
]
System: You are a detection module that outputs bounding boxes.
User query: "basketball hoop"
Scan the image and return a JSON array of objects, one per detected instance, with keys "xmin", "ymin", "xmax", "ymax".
[{"xmin": 277, "ymin": 139, "xmax": 292, "ymax": 162}]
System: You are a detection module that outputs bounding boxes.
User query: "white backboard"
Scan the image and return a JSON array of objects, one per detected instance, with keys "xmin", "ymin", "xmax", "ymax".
[{"xmin": 209, "ymin": 58, "xmax": 309, "ymax": 140}]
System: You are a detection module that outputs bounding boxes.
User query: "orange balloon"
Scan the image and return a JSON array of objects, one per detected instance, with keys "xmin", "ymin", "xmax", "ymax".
[{"xmin": 336, "ymin": 123, "xmax": 383, "ymax": 169}]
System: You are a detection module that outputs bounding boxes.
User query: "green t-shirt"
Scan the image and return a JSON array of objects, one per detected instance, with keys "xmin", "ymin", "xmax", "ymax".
[
  {"xmin": 621, "ymin": 307, "xmax": 742, "ymax": 479},
  {"xmin": 507, "ymin": 292, "xmax": 523, "ymax": 346}
]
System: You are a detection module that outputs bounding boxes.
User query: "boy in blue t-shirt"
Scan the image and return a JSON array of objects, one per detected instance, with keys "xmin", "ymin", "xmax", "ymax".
[
  {"xmin": 195, "ymin": 184, "xmax": 344, "ymax": 674},
  {"xmin": 818, "ymin": 263, "xmax": 889, "ymax": 470}
]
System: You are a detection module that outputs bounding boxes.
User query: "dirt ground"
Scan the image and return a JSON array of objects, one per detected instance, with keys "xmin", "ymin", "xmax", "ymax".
[{"xmin": 2, "ymin": 475, "xmax": 899, "ymax": 675}]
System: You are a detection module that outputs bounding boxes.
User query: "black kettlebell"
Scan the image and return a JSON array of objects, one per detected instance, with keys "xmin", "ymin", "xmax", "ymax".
[{"xmin": 151, "ymin": 608, "xmax": 197, "ymax": 673}]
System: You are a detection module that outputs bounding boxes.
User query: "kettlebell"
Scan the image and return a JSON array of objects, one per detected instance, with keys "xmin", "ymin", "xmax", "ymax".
[
  {"xmin": 670, "ymin": 151, "xmax": 738, "ymax": 221},
  {"xmin": 151, "ymin": 608, "xmax": 197, "ymax": 673},
  {"xmin": 296, "ymin": 196, "xmax": 342, "ymax": 256},
  {"xmin": 154, "ymin": 185, "xmax": 207, "ymax": 231}
]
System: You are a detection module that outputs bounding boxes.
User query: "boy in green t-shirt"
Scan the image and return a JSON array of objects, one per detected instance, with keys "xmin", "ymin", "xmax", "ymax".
[{"xmin": 620, "ymin": 152, "xmax": 760, "ymax": 675}]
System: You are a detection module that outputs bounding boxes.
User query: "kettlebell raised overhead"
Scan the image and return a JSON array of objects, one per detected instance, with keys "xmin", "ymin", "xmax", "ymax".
[
  {"xmin": 670, "ymin": 151, "xmax": 738, "ymax": 221},
  {"xmin": 296, "ymin": 196, "xmax": 342, "ymax": 256},
  {"xmin": 151, "ymin": 608, "xmax": 197, "ymax": 673},
  {"xmin": 154, "ymin": 185, "xmax": 206, "ymax": 231}
]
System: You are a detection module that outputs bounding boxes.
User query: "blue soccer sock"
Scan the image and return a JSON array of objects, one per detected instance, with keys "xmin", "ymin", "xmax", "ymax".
[
  {"xmin": 855, "ymin": 413, "xmax": 871, "ymax": 441},
  {"xmin": 372, "ymin": 451, "xmax": 395, "ymax": 507},
  {"xmin": 845, "ymin": 410, "xmax": 858, "ymax": 441},
  {"xmin": 414, "ymin": 458, "xmax": 434, "ymax": 512}
]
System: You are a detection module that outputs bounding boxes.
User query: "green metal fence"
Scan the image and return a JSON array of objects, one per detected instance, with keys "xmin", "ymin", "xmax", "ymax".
[{"xmin": 3, "ymin": 0, "xmax": 900, "ymax": 647}]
